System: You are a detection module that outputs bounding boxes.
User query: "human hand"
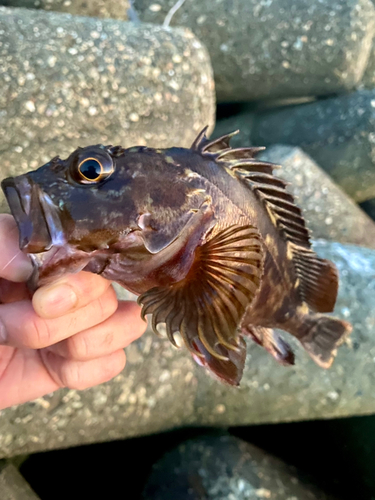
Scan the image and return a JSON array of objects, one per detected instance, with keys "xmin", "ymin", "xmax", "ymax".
[{"xmin": 0, "ymin": 214, "xmax": 146, "ymax": 410}]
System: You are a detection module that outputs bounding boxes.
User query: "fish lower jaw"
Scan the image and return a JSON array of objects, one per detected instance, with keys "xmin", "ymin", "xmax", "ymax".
[{"xmin": 28, "ymin": 244, "xmax": 91, "ymax": 289}]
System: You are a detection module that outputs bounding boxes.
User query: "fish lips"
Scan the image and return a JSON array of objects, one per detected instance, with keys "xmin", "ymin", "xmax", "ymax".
[{"xmin": 1, "ymin": 176, "xmax": 63, "ymax": 254}]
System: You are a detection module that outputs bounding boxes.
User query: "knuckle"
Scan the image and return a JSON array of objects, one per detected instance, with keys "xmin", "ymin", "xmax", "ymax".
[
  {"xmin": 71, "ymin": 333, "xmax": 91, "ymax": 361},
  {"xmin": 60, "ymin": 361, "xmax": 84, "ymax": 390},
  {"xmin": 66, "ymin": 314, "xmax": 78, "ymax": 334},
  {"xmin": 121, "ymin": 302, "xmax": 146, "ymax": 338},
  {"xmin": 102, "ymin": 329, "xmax": 114, "ymax": 349},
  {"xmin": 96, "ymin": 289, "xmax": 118, "ymax": 320},
  {"xmin": 117, "ymin": 350, "xmax": 126, "ymax": 374},
  {"xmin": 103, "ymin": 351, "xmax": 126, "ymax": 380},
  {"xmin": 27, "ymin": 315, "xmax": 53, "ymax": 348},
  {"xmin": 135, "ymin": 315, "xmax": 147, "ymax": 338}
]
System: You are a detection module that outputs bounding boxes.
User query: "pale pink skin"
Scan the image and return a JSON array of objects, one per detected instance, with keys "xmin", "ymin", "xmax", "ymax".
[{"xmin": 0, "ymin": 214, "xmax": 146, "ymax": 410}]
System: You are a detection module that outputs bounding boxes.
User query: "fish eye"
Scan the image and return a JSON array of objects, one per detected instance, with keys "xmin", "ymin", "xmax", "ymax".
[
  {"xmin": 72, "ymin": 150, "xmax": 114, "ymax": 185},
  {"xmin": 78, "ymin": 158, "xmax": 103, "ymax": 182}
]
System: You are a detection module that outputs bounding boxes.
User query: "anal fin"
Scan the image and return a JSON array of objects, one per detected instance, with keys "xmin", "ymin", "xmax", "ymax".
[
  {"xmin": 138, "ymin": 224, "xmax": 264, "ymax": 385},
  {"xmin": 243, "ymin": 325, "xmax": 295, "ymax": 366}
]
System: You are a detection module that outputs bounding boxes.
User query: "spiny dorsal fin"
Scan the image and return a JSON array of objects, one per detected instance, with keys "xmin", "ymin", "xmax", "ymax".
[
  {"xmin": 237, "ymin": 164, "xmax": 339, "ymax": 311},
  {"xmin": 236, "ymin": 169, "xmax": 311, "ymax": 248},
  {"xmin": 216, "ymin": 146, "xmax": 266, "ymax": 159},
  {"xmin": 107, "ymin": 145, "xmax": 126, "ymax": 157},
  {"xmin": 236, "ymin": 166, "xmax": 339, "ymax": 312},
  {"xmin": 137, "ymin": 224, "xmax": 264, "ymax": 385},
  {"xmin": 195, "ymin": 128, "xmax": 339, "ymax": 313},
  {"xmin": 190, "ymin": 125, "xmax": 210, "ymax": 151},
  {"xmin": 191, "ymin": 127, "xmax": 264, "ymax": 157}
]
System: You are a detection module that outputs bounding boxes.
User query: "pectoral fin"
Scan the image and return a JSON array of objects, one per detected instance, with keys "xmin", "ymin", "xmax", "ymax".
[
  {"xmin": 138, "ymin": 224, "xmax": 264, "ymax": 385},
  {"xmin": 192, "ymin": 337, "xmax": 247, "ymax": 386}
]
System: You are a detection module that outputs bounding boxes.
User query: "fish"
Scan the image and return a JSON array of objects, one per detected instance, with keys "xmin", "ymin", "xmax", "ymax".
[{"xmin": 1, "ymin": 127, "xmax": 352, "ymax": 386}]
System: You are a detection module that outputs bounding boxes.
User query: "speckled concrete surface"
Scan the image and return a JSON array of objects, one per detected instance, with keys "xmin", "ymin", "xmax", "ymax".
[
  {"xmin": 362, "ymin": 0, "xmax": 375, "ymax": 88},
  {"xmin": 251, "ymin": 90, "xmax": 375, "ymax": 203},
  {"xmin": 213, "ymin": 118, "xmax": 375, "ymax": 247},
  {"xmin": 0, "ymin": 0, "xmax": 130, "ymax": 19},
  {"xmin": 0, "ymin": 7, "xmax": 215, "ymax": 213},
  {"xmin": 0, "ymin": 461, "xmax": 40, "ymax": 499},
  {"xmin": 134, "ymin": 0, "xmax": 375, "ymax": 102},
  {"xmin": 362, "ymin": 46, "xmax": 375, "ymax": 89},
  {"xmin": 143, "ymin": 435, "xmax": 332, "ymax": 500},
  {"xmin": 360, "ymin": 197, "xmax": 375, "ymax": 222},
  {"xmin": 0, "ymin": 240, "xmax": 374, "ymax": 458}
]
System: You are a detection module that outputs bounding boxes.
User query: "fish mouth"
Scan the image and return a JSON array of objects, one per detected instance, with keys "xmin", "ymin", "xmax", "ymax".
[{"xmin": 1, "ymin": 176, "xmax": 63, "ymax": 254}]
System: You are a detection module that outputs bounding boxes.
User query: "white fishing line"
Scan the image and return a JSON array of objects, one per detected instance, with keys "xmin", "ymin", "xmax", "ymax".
[
  {"xmin": 163, "ymin": 0, "xmax": 187, "ymax": 28},
  {"xmin": 1, "ymin": 250, "xmax": 22, "ymax": 273}
]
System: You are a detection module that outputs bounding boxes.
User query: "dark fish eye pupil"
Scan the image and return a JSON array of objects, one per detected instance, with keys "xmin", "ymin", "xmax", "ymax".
[{"xmin": 79, "ymin": 159, "xmax": 102, "ymax": 180}]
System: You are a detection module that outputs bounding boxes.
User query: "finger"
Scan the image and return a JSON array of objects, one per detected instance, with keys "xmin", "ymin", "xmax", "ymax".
[
  {"xmin": 0, "ymin": 286, "xmax": 118, "ymax": 349},
  {"xmin": 0, "ymin": 347, "xmax": 60, "ymax": 409},
  {"xmin": 0, "ymin": 214, "xmax": 33, "ymax": 282},
  {"xmin": 32, "ymin": 271, "xmax": 113, "ymax": 319},
  {"xmin": 0, "ymin": 279, "xmax": 31, "ymax": 304},
  {"xmin": 48, "ymin": 301, "xmax": 145, "ymax": 361},
  {"xmin": 40, "ymin": 348, "xmax": 126, "ymax": 390}
]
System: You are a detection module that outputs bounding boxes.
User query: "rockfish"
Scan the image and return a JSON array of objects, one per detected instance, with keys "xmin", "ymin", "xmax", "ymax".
[{"xmin": 1, "ymin": 128, "xmax": 352, "ymax": 385}]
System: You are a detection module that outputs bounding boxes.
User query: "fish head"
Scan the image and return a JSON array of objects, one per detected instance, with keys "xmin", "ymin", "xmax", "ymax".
[
  {"xmin": 1, "ymin": 143, "xmax": 210, "ymax": 288},
  {"xmin": 1, "ymin": 144, "xmax": 149, "ymax": 286},
  {"xmin": 1, "ymin": 145, "xmax": 144, "ymax": 252}
]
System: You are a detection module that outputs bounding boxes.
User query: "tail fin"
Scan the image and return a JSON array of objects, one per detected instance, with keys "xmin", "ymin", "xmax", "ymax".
[{"xmin": 300, "ymin": 315, "xmax": 352, "ymax": 368}]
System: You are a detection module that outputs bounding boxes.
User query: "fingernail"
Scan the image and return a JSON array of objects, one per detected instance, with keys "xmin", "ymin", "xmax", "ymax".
[
  {"xmin": 38, "ymin": 283, "xmax": 78, "ymax": 316},
  {"xmin": 0, "ymin": 317, "xmax": 8, "ymax": 344}
]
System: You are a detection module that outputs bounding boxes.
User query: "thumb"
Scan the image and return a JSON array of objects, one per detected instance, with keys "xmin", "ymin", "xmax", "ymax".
[{"xmin": 0, "ymin": 214, "xmax": 33, "ymax": 282}]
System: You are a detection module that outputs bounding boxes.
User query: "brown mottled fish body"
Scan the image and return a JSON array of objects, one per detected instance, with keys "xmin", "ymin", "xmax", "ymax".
[{"xmin": 1, "ymin": 128, "xmax": 352, "ymax": 385}]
